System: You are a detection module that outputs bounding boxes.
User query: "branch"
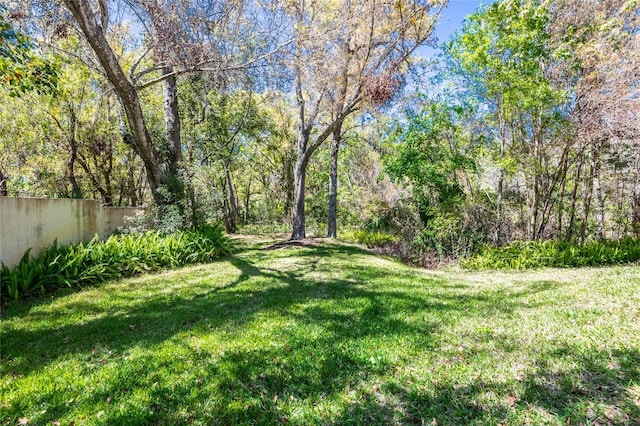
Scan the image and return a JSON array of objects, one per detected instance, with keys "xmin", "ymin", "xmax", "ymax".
[
  {"xmin": 129, "ymin": 46, "xmax": 152, "ymax": 82},
  {"xmin": 136, "ymin": 39, "xmax": 294, "ymax": 90}
]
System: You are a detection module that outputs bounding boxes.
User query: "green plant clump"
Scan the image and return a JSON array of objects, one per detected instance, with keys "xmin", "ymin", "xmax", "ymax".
[
  {"xmin": 461, "ymin": 237, "xmax": 640, "ymax": 270},
  {"xmin": 0, "ymin": 226, "xmax": 231, "ymax": 301},
  {"xmin": 340, "ymin": 229, "xmax": 397, "ymax": 248}
]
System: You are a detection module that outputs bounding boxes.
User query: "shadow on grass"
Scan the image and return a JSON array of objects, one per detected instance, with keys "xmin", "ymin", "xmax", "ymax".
[{"xmin": 2, "ymin": 243, "xmax": 638, "ymax": 425}]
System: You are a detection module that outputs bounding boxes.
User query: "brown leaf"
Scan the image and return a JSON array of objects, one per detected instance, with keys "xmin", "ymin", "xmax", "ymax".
[
  {"xmin": 507, "ymin": 396, "xmax": 516, "ymax": 407},
  {"xmin": 17, "ymin": 419, "xmax": 29, "ymax": 425}
]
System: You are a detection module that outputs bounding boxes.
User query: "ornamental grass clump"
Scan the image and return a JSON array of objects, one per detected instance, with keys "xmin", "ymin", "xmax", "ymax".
[{"xmin": 0, "ymin": 225, "xmax": 231, "ymax": 301}]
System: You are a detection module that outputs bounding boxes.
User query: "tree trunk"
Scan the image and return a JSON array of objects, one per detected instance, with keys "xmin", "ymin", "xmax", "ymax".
[
  {"xmin": 495, "ymin": 105, "xmax": 507, "ymax": 245},
  {"xmin": 244, "ymin": 174, "xmax": 251, "ymax": 225},
  {"xmin": 63, "ymin": 0, "xmax": 166, "ymax": 205},
  {"xmin": 162, "ymin": 67, "xmax": 182, "ymax": 174},
  {"xmin": 282, "ymin": 156, "xmax": 294, "ymax": 221},
  {"xmin": 291, "ymin": 156, "xmax": 307, "ymax": 240},
  {"xmin": 593, "ymin": 163, "xmax": 605, "ymax": 240},
  {"xmin": 327, "ymin": 123, "xmax": 342, "ymax": 238},
  {"xmin": 566, "ymin": 149, "xmax": 584, "ymax": 240},
  {"xmin": 224, "ymin": 163, "xmax": 238, "ymax": 233},
  {"xmin": 580, "ymin": 143, "xmax": 598, "ymax": 242},
  {"xmin": 66, "ymin": 108, "xmax": 83, "ymax": 199},
  {"xmin": 0, "ymin": 169, "xmax": 7, "ymax": 196},
  {"xmin": 632, "ymin": 186, "xmax": 640, "ymax": 237}
]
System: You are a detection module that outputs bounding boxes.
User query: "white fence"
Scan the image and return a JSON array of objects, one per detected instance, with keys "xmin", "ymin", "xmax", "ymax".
[{"xmin": 0, "ymin": 197, "xmax": 142, "ymax": 267}]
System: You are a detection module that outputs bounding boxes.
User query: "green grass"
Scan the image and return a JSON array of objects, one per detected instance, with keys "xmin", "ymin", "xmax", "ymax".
[{"xmin": 1, "ymin": 237, "xmax": 639, "ymax": 425}]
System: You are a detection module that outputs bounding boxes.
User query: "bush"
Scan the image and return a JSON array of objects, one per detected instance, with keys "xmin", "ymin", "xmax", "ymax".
[
  {"xmin": 0, "ymin": 225, "xmax": 231, "ymax": 302},
  {"xmin": 340, "ymin": 230, "xmax": 397, "ymax": 248},
  {"xmin": 461, "ymin": 237, "xmax": 640, "ymax": 270}
]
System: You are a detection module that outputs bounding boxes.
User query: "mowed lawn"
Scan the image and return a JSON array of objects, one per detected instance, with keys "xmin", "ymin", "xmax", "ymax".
[{"xmin": 1, "ymin": 238, "xmax": 639, "ymax": 425}]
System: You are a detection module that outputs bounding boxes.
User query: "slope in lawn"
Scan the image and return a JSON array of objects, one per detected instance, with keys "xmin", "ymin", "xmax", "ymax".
[{"xmin": 1, "ymin": 239, "xmax": 639, "ymax": 425}]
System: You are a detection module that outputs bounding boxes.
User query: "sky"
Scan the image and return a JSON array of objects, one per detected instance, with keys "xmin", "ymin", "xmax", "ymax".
[
  {"xmin": 417, "ymin": 0, "xmax": 495, "ymax": 59},
  {"xmin": 435, "ymin": 0, "xmax": 486, "ymax": 41}
]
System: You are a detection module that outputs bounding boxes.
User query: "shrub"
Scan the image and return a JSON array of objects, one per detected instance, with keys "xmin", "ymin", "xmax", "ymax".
[
  {"xmin": 461, "ymin": 237, "xmax": 640, "ymax": 270},
  {"xmin": 0, "ymin": 225, "xmax": 231, "ymax": 302},
  {"xmin": 340, "ymin": 230, "xmax": 397, "ymax": 248}
]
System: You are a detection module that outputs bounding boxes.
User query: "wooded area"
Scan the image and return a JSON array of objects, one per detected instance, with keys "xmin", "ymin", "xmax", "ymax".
[{"xmin": 1, "ymin": 0, "xmax": 638, "ymax": 259}]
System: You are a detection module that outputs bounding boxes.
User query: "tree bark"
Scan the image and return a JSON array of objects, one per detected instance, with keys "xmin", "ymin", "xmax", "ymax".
[
  {"xmin": 243, "ymin": 174, "xmax": 251, "ymax": 225},
  {"xmin": 566, "ymin": 149, "xmax": 585, "ymax": 241},
  {"xmin": 495, "ymin": 109, "xmax": 507, "ymax": 245},
  {"xmin": 0, "ymin": 170, "xmax": 7, "ymax": 196},
  {"xmin": 327, "ymin": 122, "xmax": 342, "ymax": 238},
  {"xmin": 162, "ymin": 67, "xmax": 182, "ymax": 174},
  {"xmin": 291, "ymin": 155, "xmax": 308, "ymax": 240},
  {"xmin": 282, "ymin": 155, "xmax": 294, "ymax": 220},
  {"xmin": 62, "ymin": 0, "xmax": 166, "ymax": 205},
  {"xmin": 593, "ymin": 163, "xmax": 605, "ymax": 240},
  {"xmin": 632, "ymin": 187, "xmax": 640, "ymax": 237},
  {"xmin": 580, "ymin": 143, "xmax": 598, "ymax": 242},
  {"xmin": 66, "ymin": 106, "xmax": 83, "ymax": 199},
  {"xmin": 224, "ymin": 163, "xmax": 238, "ymax": 233}
]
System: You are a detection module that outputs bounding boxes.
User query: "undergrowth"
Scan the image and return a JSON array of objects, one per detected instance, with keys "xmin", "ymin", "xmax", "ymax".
[
  {"xmin": 461, "ymin": 237, "xmax": 640, "ymax": 270},
  {"xmin": 340, "ymin": 229, "xmax": 397, "ymax": 248},
  {"xmin": 0, "ymin": 226, "xmax": 231, "ymax": 302}
]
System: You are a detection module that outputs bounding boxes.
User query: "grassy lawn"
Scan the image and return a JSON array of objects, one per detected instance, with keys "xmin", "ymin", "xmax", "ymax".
[{"xmin": 2, "ymin": 237, "xmax": 639, "ymax": 425}]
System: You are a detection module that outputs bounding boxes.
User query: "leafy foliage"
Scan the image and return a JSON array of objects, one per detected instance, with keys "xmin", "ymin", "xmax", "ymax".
[
  {"xmin": 0, "ymin": 226, "xmax": 231, "ymax": 302},
  {"xmin": 0, "ymin": 10, "xmax": 59, "ymax": 96},
  {"xmin": 340, "ymin": 229, "xmax": 397, "ymax": 248},
  {"xmin": 462, "ymin": 237, "xmax": 640, "ymax": 270},
  {"xmin": 382, "ymin": 102, "xmax": 482, "ymax": 259}
]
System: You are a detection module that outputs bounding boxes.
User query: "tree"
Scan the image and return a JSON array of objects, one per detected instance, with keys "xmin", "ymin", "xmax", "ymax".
[
  {"xmin": 282, "ymin": 0, "xmax": 445, "ymax": 240},
  {"xmin": 383, "ymin": 102, "xmax": 480, "ymax": 256},
  {"xmin": 0, "ymin": 7, "xmax": 59, "ymax": 97},
  {"xmin": 547, "ymin": 0, "xmax": 640, "ymax": 239},
  {"xmin": 1, "ymin": 7, "xmax": 59, "ymax": 195},
  {"xmin": 26, "ymin": 0, "xmax": 281, "ymax": 211},
  {"xmin": 445, "ymin": 0, "xmax": 570, "ymax": 241}
]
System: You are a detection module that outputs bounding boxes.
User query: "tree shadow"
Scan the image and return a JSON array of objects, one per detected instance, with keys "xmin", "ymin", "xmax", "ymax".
[{"xmin": 2, "ymin": 243, "xmax": 636, "ymax": 425}]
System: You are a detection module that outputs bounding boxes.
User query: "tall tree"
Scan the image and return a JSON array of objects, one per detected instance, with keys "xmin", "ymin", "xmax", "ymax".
[
  {"xmin": 283, "ymin": 0, "xmax": 445, "ymax": 240},
  {"xmin": 547, "ymin": 0, "xmax": 640, "ymax": 239},
  {"xmin": 446, "ymin": 0, "xmax": 569, "ymax": 241},
  {"xmin": 16, "ymin": 0, "xmax": 283, "ymax": 210}
]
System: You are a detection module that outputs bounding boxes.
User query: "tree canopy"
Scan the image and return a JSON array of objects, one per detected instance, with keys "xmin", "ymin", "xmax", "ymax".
[{"xmin": 1, "ymin": 0, "xmax": 638, "ymax": 254}]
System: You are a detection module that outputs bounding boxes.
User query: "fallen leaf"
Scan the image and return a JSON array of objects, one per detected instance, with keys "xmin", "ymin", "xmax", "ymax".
[
  {"xmin": 507, "ymin": 396, "xmax": 516, "ymax": 407},
  {"xmin": 17, "ymin": 419, "xmax": 29, "ymax": 425}
]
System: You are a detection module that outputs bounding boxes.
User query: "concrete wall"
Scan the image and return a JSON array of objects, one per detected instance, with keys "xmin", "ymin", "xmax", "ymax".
[{"xmin": 0, "ymin": 197, "xmax": 143, "ymax": 267}]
